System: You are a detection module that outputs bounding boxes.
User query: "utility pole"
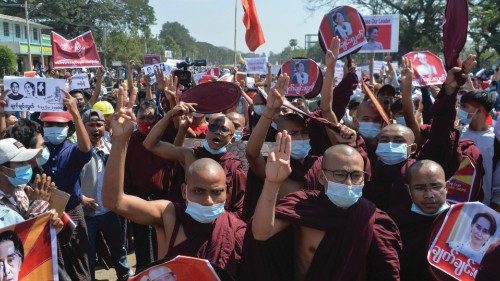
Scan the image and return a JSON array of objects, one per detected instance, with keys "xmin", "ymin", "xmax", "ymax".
[{"xmin": 24, "ymin": 0, "xmax": 32, "ymax": 70}]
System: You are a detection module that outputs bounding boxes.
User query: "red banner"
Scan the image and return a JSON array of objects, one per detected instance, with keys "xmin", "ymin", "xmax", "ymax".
[
  {"xmin": 51, "ymin": 31, "xmax": 102, "ymax": 69},
  {"xmin": 0, "ymin": 213, "xmax": 58, "ymax": 281}
]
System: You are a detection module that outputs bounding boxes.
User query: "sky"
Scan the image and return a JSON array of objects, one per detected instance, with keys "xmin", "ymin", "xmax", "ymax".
[{"xmin": 149, "ymin": 0, "xmax": 332, "ymax": 55}]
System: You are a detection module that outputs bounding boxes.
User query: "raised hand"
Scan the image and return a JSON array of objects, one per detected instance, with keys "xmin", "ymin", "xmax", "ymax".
[
  {"xmin": 444, "ymin": 54, "xmax": 477, "ymax": 95},
  {"xmin": 111, "ymin": 86, "xmax": 137, "ymax": 139},
  {"xmin": 265, "ymin": 130, "xmax": 292, "ymax": 184},
  {"xmin": 25, "ymin": 173, "xmax": 55, "ymax": 202},
  {"xmin": 96, "ymin": 67, "xmax": 105, "ymax": 80},
  {"xmin": 178, "ymin": 112, "xmax": 193, "ymax": 128},
  {"xmin": 62, "ymin": 89, "xmax": 79, "ymax": 116},
  {"xmin": 400, "ymin": 57, "xmax": 414, "ymax": 93},
  {"xmin": 155, "ymin": 68, "xmax": 166, "ymax": 90},
  {"xmin": 0, "ymin": 90, "xmax": 9, "ymax": 113},
  {"xmin": 334, "ymin": 124, "xmax": 357, "ymax": 145},
  {"xmin": 266, "ymin": 74, "xmax": 289, "ymax": 111},
  {"xmin": 325, "ymin": 36, "xmax": 340, "ymax": 68},
  {"xmin": 166, "ymin": 101, "xmax": 196, "ymax": 119},
  {"xmin": 164, "ymin": 75, "xmax": 178, "ymax": 101}
]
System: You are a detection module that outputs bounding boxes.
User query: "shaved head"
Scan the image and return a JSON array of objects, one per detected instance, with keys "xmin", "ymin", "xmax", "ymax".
[
  {"xmin": 406, "ymin": 160, "xmax": 445, "ymax": 184},
  {"xmin": 323, "ymin": 144, "xmax": 364, "ymax": 168},
  {"xmin": 406, "ymin": 160, "xmax": 447, "ymax": 214},
  {"xmin": 208, "ymin": 114, "xmax": 235, "ymax": 132},
  {"xmin": 379, "ymin": 124, "xmax": 415, "ymax": 144},
  {"xmin": 226, "ymin": 112, "xmax": 245, "ymax": 131},
  {"xmin": 185, "ymin": 158, "xmax": 227, "ymax": 205},
  {"xmin": 187, "ymin": 158, "xmax": 226, "ymax": 182},
  {"xmin": 355, "ymin": 100, "xmax": 382, "ymax": 124},
  {"xmin": 320, "ymin": 144, "xmax": 365, "ymax": 186}
]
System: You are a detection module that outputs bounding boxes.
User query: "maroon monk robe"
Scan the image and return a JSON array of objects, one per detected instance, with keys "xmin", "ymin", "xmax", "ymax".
[
  {"xmin": 363, "ymin": 158, "xmax": 416, "ymax": 213},
  {"xmin": 388, "ymin": 202, "xmax": 440, "ymax": 281},
  {"xmin": 241, "ymin": 155, "xmax": 322, "ymax": 222},
  {"xmin": 167, "ymin": 203, "xmax": 246, "ymax": 278},
  {"xmin": 124, "ymin": 124, "xmax": 177, "ymax": 200},
  {"xmin": 240, "ymin": 191, "xmax": 402, "ymax": 281},
  {"xmin": 476, "ymin": 241, "xmax": 500, "ymax": 281}
]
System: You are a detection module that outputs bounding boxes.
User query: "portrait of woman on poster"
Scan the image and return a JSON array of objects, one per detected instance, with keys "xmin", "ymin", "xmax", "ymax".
[
  {"xmin": 332, "ymin": 11, "xmax": 352, "ymax": 38},
  {"xmin": 448, "ymin": 212, "xmax": 497, "ymax": 264}
]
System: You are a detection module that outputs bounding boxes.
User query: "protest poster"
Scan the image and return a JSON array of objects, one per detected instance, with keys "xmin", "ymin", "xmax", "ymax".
[
  {"xmin": 244, "ymin": 57, "xmax": 268, "ymax": 75},
  {"xmin": 270, "ymin": 65, "xmax": 281, "ymax": 76},
  {"xmin": 446, "ymin": 156, "xmax": 482, "ymax": 204},
  {"xmin": 359, "ymin": 15, "xmax": 399, "ymax": 53},
  {"xmin": 428, "ymin": 202, "xmax": 500, "ymax": 280},
  {"xmin": 128, "ymin": 255, "xmax": 220, "ymax": 281},
  {"xmin": 0, "ymin": 213, "xmax": 58, "ymax": 281},
  {"xmin": 69, "ymin": 73, "xmax": 90, "ymax": 91},
  {"xmin": 319, "ymin": 6, "xmax": 367, "ymax": 58},
  {"xmin": 142, "ymin": 62, "xmax": 174, "ymax": 85},
  {"xmin": 51, "ymin": 31, "xmax": 101, "ymax": 69},
  {"xmin": 403, "ymin": 51, "xmax": 447, "ymax": 87},
  {"xmin": 4, "ymin": 77, "xmax": 66, "ymax": 112},
  {"xmin": 280, "ymin": 58, "xmax": 322, "ymax": 98},
  {"xmin": 143, "ymin": 54, "xmax": 161, "ymax": 65}
]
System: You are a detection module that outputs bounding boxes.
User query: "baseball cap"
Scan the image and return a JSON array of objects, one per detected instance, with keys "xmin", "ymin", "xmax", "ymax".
[
  {"xmin": 0, "ymin": 138, "xmax": 41, "ymax": 165},
  {"xmin": 82, "ymin": 109, "xmax": 105, "ymax": 123}
]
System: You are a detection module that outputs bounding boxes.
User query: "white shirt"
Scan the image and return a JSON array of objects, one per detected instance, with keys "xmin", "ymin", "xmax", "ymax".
[
  {"xmin": 448, "ymin": 240, "xmax": 487, "ymax": 264},
  {"xmin": 460, "ymin": 126, "xmax": 495, "ymax": 205},
  {"xmin": 335, "ymin": 22, "xmax": 352, "ymax": 38}
]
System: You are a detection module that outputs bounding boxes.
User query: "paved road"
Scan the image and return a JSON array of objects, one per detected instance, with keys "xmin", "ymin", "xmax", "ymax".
[{"xmin": 95, "ymin": 254, "xmax": 136, "ymax": 281}]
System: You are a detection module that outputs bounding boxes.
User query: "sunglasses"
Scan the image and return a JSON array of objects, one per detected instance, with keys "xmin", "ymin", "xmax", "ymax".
[{"xmin": 208, "ymin": 123, "xmax": 231, "ymax": 135}]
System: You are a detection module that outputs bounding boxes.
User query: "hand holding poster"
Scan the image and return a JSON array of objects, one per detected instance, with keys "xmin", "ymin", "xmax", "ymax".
[
  {"xmin": 69, "ymin": 73, "xmax": 90, "ymax": 91},
  {"xmin": 359, "ymin": 15, "xmax": 400, "ymax": 53},
  {"xmin": 428, "ymin": 202, "xmax": 500, "ymax": 280},
  {"xmin": 403, "ymin": 51, "xmax": 447, "ymax": 87},
  {"xmin": 142, "ymin": 62, "xmax": 174, "ymax": 85},
  {"xmin": 244, "ymin": 57, "xmax": 268, "ymax": 75},
  {"xmin": 51, "ymin": 31, "xmax": 102, "ymax": 69},
  {"xmin": 319, "ymin": 6, "xmax": 367, "ymax": 58},
  {"xmin": 4, "ymin": 77, "xmax": 66, "ymax": 112},
  {"xmin": 0, "ymin": 213, "xmax": 58, "ymax": 281},
  {"xmin": 128, "ymin": 255, "xmax": 220, "ymax": 281}
]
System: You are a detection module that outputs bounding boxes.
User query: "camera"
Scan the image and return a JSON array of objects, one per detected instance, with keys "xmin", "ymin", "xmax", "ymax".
[{"xmin": 176, "ymin": 57, "xmax": 193, "ymax": 70}]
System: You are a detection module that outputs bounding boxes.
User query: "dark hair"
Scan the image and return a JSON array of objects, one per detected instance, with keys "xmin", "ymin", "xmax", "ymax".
[
  {"xmin": 24, "ymin": 81, "xmax": 34, "ymax": 90},
  {"xmin": 0, "ymin": 230, "xmax": 24, "ymax": 261},
  {"xmin": 3, "ymin": 118, "xmax": 43, "ymax": 148},
  {"xmin": 367, "ymin": 26, "xmax": 379, "ymax": 35},
  {"xmin": 460, "ymin": 90, "xmax": 496, "ymax": 112},
  {"xmin": 10, "ymin": 82, "xmax": 19, "ymax": 87},
  {"xmin": 390, "ymin": 98, "xmax": 403, "ymax": 113},
  {"xmin": 472, "ymin": 212, "xmax": 497, "ymax": 236},
  {"xmin": 135, "ymin": 100, "xmax": 158, "ymax": 116}
]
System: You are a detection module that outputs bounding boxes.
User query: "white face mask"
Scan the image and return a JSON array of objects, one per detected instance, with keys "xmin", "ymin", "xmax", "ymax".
[
  {"xmin": 375, "ymin": 142, "xmax": 410, "ymax": 165},
  {"xmin": 290, "ymin": 139, "xmax": 311, "ymax": 160},
  {"xmin": 185, "ymin": 199, "xmax": 225, "ymax": 223},
  {"xmin": 44, "ymin": 126, "xmax": 68, "ymax": 145},
  {"xmin": 358, "ymin": 122, "xmax": 381, "ymax": 139},
  {"xmin": 458, "ymin": 108, "xmax": 476, "ymax": 125},
  {"xmin": 36, "ymin": 146, "xmax": 50, "ymax": 166},
  {"xmin": 253, "ymin": 105, "xmax": 266, "ymax": 116},
  {"xmin": 395, "ymin": 116, "xmax": 406, "ymax": 126},
  {"xmin": 202, "ymin": 140, "xmax": 227, "ymax": 155},
  {"xmin": 410, "ymin": 203, "xmax": 449, "ymax": 216},
  {"xmin": 325, "ymin": 179, "xmax": 363, "ymax": 208}
]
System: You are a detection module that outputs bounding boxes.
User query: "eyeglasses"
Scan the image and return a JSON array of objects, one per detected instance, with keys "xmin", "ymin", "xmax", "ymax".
[
  {"xmin": 208, "ymin": 123, "xmax": 231, "ymax": 136},
  {"xmin": 322, "ymin": 169, "xmax": 366, "ymax": 184}
]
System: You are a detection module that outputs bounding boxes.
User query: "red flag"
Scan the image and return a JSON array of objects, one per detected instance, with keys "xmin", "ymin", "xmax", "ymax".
[
  {"xmin": 241, "ymin": 0, "xmax": 265, "ymax": 52},
  {"xmin": 443, "ymin": 0, "xmax": 468, "ymax": 70},
  {"xmin": 51, "ymin": 31, "xmax": 102, "ymax": 69}
]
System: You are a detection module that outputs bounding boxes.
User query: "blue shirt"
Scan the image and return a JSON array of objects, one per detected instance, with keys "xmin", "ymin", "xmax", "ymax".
[{"xmin": 43, "ymin": 140, "xmax": 92, "ymax": 210}]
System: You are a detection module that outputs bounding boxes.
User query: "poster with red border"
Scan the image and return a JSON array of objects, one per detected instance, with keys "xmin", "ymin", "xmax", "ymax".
[
  {"xmin": 403, "ymin": 51, "xmax": 447, "ymax": 87},
  {"xmin": 359, "ymin": 15, "xmax": 399, "ymax": 53},
  {"xmin": 51, "ymin": 31, "xmax": 101, "ymax": 69},
  {"xmin": 144, "ymin": 54, "xmax": 161, "ymax": 66},
  {"xmin": 0, "ymin": 213, "xmax": 57, "ymax": 281},
  {"xmin": 281, "ymin": 59, "xmax": 320, "ymax": 97},
  {"xmin": 128, "ymin": 255, "xmax": 220, "ymax": 281},
  {"xmin": 428, "ymin": 202, "xmax": 500, "ymax": 280},
  {"xmin": 319, "ymin": 6, "xmax": 367, "ymax": 58}
]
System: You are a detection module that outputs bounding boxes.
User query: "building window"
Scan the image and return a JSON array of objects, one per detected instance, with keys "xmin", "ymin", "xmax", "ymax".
[
  {"xmin": 15, "ymin": 24, "xmax": 20, "ymax": 38},
  {"xmin": 33, "ymin": 28, "xmax": 38, "ymax": 40},
  {"xmin": 2, "ymin": 22, "xmax": 9, "ymax": 36}
]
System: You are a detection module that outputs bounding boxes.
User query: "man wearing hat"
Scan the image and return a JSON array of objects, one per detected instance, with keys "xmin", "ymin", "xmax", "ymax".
[
  {"xmin": 80, "ymin": 109, "xmax": 131, "ymax": 280},
  {"xmin": 40, "ymin": 90, "xmax": 92, "ymax": 280}
]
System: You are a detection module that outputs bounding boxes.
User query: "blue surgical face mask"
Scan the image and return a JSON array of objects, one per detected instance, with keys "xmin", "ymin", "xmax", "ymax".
[
  {"xmin": 202, "ymin": 140, "xmax": 227, "ymax": 155},
  {"xmin": 185, "ymin": 199, "xmax": 225, "ymax": 223},
  {"xmin": 458, "ymin": 108, "xmax": 475, "ymax": 125},
  {"xmin": 395, "ymin": 116, "xmax": 406, "ymax": 126},
  {"xmin": 6, "ymin": 165, "xmax": 33, "ymax": 187},
  {"xmin": 411, "ymin": 203, "xmax": 449, "ymax": 216},
  {"xmin": 44, "ymin": 126, "xmax": 68, "ymax": 145},
  {"xmin": 358, "ymin": 122, "xmax": 381, "ymax": 139},
  {"xmin": 325, "ymin": 179, "xmax": 363, "ymax": 208},
  {"xmin": 253, "ymin": 105, "xmax": 266, "ymax": 116},
  {"xmin": 233, "ymin": 130, "xmax": 243, "ymax": 142},
  {"xmin": 376, "ymin": 142, "xmax": 409, "ymax": 165},
  {"xmin": 36, "ymin": 147, "xmax": 50, "ymax": 167},
  {"xmin": 291, "ymin": 139, "xmax": 311, "ymax": 160}
]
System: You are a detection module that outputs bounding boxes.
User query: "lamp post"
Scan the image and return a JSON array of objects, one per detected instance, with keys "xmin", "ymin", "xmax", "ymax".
[{"xmin": 24, "ymin": 0, "xmax": 32, "ymax": 70}]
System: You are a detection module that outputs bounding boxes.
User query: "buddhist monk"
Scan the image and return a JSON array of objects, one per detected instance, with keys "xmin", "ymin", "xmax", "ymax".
[
  {"xmin": 143, "ymin": 103, "xmax": 246, "ymax": 215},
  {"xmin": 102, "ymin": 95, "xmax": 246, "ymax": 278},
  {"xmin": 225, "ymin": 111, "xmax": 245, "ymax": 141},
  {"xmin": 388, "ymin": 160, "xmax": 450, "ymax": 281},
  {"xmin": 241, "ymin": 135, "xmax": 402, "ymax": 281}
]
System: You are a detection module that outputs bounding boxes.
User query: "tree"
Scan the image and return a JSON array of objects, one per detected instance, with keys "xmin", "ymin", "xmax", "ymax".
[
  {"xmin": 306, "ymin": 42, "xmax": 325, "ymax": 63},
  {"xmin": 0, "ymin": 45, "xmax": 17, "ymax": 76},
  {"xmin": 159, "ymin": 22, "xmax": 196, "ymax": 57},
  {"xmin": 289, "ymin": 39, "xmax": 298, "ymax": 49},
  {"xmin": 469, "ymin": 0, "xmax": 500, "ymax": 68}
]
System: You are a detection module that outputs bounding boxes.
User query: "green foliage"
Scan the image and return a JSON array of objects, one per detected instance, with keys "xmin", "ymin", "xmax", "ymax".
[
  {"xmin": 159, "ymin": 22, "xmax": 196, "ymax": 58},
  {"xmin": 289, "ymin": 39, "xmax": 298, "ymax": 49},
  {"xmin": 0, "ymin": 45, "xmax": 18, "ymax": 76}
]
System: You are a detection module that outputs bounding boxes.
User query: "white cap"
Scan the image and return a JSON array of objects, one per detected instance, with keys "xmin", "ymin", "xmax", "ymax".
[{"xmin": 0, "ymin": 138, "xmax": 41, "ymax": 165}]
